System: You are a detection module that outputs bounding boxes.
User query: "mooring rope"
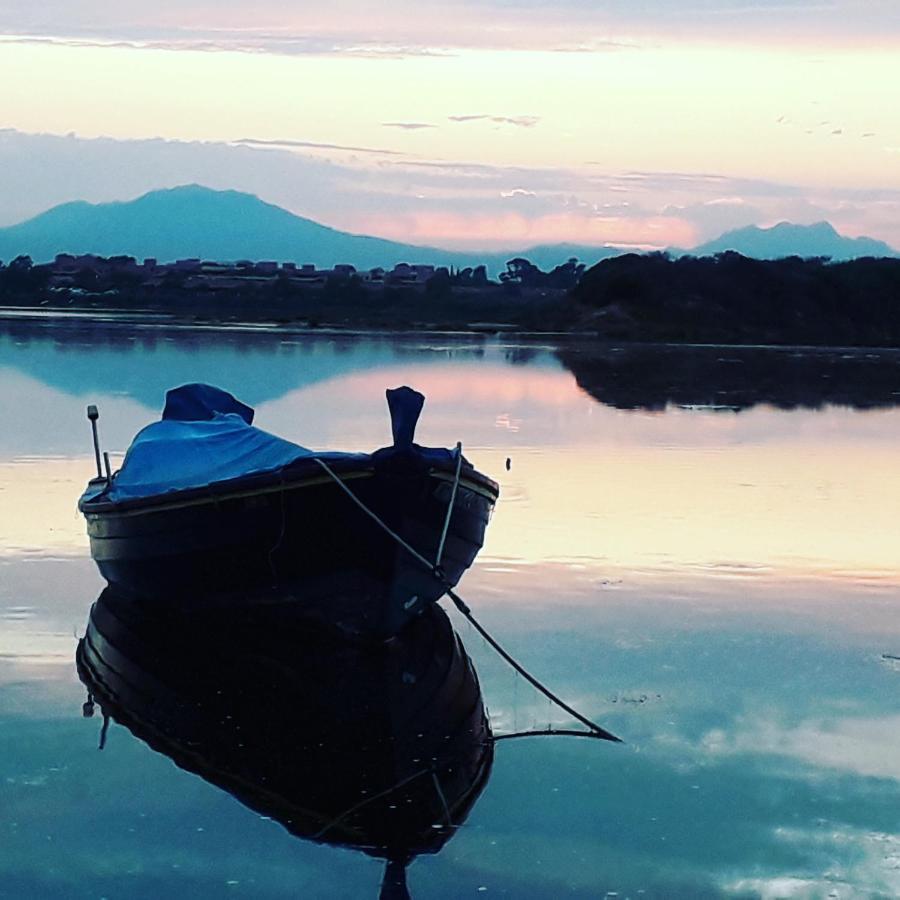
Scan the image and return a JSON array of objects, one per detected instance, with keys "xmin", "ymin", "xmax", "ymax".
[
  {"xmin": 445, "ymin": 588, "xmax": 621, "ymax": 743},
  {"xmin": 313, "ymin": 457, "xmax": 622, "ymax": 744},
  {"xmin": 312, "ymin": 765, "xmax": 434, "ymax": 841},
  {"xmin": 492, "ymin": 729, "xmax": 617, "ymax": 742},
  {"xmin": 434, "ymin": 442, "xmax": 463, "ymax": 569}
]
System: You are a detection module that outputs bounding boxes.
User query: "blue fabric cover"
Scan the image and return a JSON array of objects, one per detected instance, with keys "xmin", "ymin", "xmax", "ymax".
[
  {"xmin": 100, "ymin": 383, "xmax": 458, "ymax": 504},
  {"xmin": 96, "ymin": 384, "xmax": 469, "ymax": 503},
  {"xmin": 163, "ymin": 383, "xmax": 254, "ymax": 425},
  {"xmin": 107, "ymin": 414, "xmax": 364, "ymax": 502}
]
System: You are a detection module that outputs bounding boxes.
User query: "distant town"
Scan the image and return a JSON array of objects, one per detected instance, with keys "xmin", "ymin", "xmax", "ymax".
[
  {"xmin": 2, "ymin": 251, "xmax": 900, "ymax": 347},
  {"xmin": 0, "ymin": 251, "xmax": 585, "ymax": 331},
  {"xmin": 0, "ymin": 252, "xmax": 584, "ymax": 294}
]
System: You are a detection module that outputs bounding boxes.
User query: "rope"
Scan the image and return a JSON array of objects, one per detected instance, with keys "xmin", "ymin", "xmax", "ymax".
[
  {"xmin": 312, "ymin": 766, "xmax": 433, "ymax": 841},
  {"xmin": 435, "ymin": 442, "xmax": 463, "ymax": 568},
  {"xmin": 431, "ymin": 772, "xmax": 453, "ymax": 827},
  {"xmin": 267, "ymin": 476, "xmax": 288, "ymax": 580},
  {"xmin": 313, "ymin": 456, "xmax": 622, "ymax": 744},
  {"xmin": 446, "ymin": 589, "xmax": 621, "ymax": 743},
  {"xmin": 313, "ymin": 459, "xmax": 434, "ymax": 570},
  {"xmin": 98, "ymin": 714, "xmax": 110, "ymax": 750},
  {"xmin": 492, "ymin": 729, "xmax": 617, "ymax": 742}
]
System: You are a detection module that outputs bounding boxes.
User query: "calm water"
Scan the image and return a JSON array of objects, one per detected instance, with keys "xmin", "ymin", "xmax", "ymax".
[{"xmin": 1, "ymin": 321, "xmax": 899, "ymax": 899}]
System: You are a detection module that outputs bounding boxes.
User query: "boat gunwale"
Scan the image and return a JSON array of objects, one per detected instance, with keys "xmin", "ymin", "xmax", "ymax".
[{"xmin": 80, "ymin": 461, "xmax": 499, "ymax": 519}]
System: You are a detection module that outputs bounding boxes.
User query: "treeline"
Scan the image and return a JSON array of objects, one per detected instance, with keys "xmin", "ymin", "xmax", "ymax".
[
  {"xmin": 5, "ymin": 250, "xmax": 900, "ymax": 346},
  {"xmin": 0, "ymin": 255, "xmax": 572, "ymax": 330},
  {"xmin": 570, "ymin": 252, "xmax": 900, "ymax": 345}
]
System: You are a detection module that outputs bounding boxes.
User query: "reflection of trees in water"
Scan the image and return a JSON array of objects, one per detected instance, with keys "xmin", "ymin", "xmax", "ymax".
[
  {"xmin": 556, "ymin": 343, "xmax": 900, "ymax": 412},
  {"xmin": 504, "ymin": 346, "xmax": 541, "ymax": 366}
]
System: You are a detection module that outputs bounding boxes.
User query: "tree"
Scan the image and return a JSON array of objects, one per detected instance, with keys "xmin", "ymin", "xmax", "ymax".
[
  {"xmin": 546, "ymin": 258, "xmax": 585, "ymax": 289},
  {"xmin": 425, "ymin": 267, "xmax": 452, "ymax": 301},
  {"xmin": 500, "ymin": 258, "xmax": 545, "ymax": 286}
]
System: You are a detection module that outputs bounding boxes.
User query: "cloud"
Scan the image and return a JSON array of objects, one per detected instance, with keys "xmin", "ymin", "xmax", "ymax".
[
  {"xmin": 0, "ymin": 1, "xmax": 895, "ymax": 54},
  {"xmin": 0, "ymin": 30, "xmax": 453, "ymax": 59},
  {"xmin": 381, "ymin": 122, "xmax": 435, "ymax": 130},
  {"xmin": 0, "ymin": 128, "xmax": 899, "ymax": 252},
  {"xmin": 231, "ymin": 137, "xmax": 406, "ymax": 156},
  {"xmin": 448, "ymin": 114, "xmax": 541, "ymax": 128},
  {"xmin": 350, "ymin": 208, "xmax": 697, "ymax": 250},
  {"xmin": 662, "ymin": 198, "xmax": 766, "ymax": 240}
]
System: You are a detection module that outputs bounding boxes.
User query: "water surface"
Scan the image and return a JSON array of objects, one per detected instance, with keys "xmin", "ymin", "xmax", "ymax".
[{"xmin": 1, "ymin": 323, "xmax": 898, "ymax": 898}]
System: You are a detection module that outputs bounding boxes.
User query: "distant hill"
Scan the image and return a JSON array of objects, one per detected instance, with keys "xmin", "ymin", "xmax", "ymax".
[
  {"xmin": 0, "ymin": 185, "xmax": 454, "ymax": 270},
  {"xmin": 684, "ymin": 221, "xmax": 898, "ymax": 260},
  {"xmin": 0, "ymin": 184, "xmax": 621, "ymax": 274},
  {"xmin": 2, "ymin": 185, "xmax": 893, "ymax": 272}
]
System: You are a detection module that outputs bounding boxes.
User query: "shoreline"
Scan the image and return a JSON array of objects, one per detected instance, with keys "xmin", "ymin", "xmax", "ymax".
[
  {"xmin": 5, "ymin": 306, "xmax": 900, "ymax": 355},
  {"xmin": 0, "ymin": 305, "xmax": 586, "ymax": 342}
]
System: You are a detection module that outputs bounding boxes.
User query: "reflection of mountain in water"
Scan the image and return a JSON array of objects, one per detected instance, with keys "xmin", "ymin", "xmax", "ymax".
[
  {"xmin": 0, "ymin": 320, "xmax": 492, "ymax": 410},
  {"xmin": 557, "ymin": 343, "xmax": 900, "ymax": 412},
  {"xmin": 76, "ymin": 589, "xmax": 493, "ymax": 899}
]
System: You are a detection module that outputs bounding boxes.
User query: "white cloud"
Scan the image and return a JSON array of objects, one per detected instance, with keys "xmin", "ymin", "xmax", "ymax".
[
  {"xmin": 0, "ymin": 1, "xmax": 895, "ymax": 53},
  {"xmin": 0, "ymin": 129, "xmax": 898, "ymax": 251}
]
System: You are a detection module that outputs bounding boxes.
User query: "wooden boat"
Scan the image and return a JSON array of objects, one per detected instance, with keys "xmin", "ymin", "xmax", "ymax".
[
  {"xmin": 76, "ymin": 588, "xmax": 494, "ymax": 899},
  {"xmin": 78, "ymin": 384, "xmax": 498, "ymax": 639}
]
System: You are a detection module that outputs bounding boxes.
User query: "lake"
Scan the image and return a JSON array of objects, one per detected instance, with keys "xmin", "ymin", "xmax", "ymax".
[{"xmin": 1, "ymin": 320, "xmax": 898, "ymax": 899}]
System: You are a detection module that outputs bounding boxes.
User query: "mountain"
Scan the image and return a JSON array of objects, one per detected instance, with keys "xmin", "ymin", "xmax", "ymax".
[
  {"xmin": 3, "ymin": 186, "xmax": 891, "ymax": 273},
  {"xmin": 0, "ymin": 185, "xmax": 454, "ymax": 270},
  {"xmin": 686, "ymin": 221, "xmax": 898, "ymax": 261},
  {"xmin": 0, "ymin": 185, "xmax": 620, "ymax": 274}
]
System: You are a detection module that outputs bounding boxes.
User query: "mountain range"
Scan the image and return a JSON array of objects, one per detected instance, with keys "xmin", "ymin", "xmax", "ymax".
[
  {"xmin": 685, "ymin": 220, "xmax": 897, "ymax": 260},
  {"xmin": 0, "ymin": 185, "xmax": 895, "ymax": 272}
]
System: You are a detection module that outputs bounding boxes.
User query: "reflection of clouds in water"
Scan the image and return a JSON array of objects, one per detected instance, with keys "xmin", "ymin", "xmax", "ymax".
[
  {"xmin": 493, "ymin": 412, "xmax": 522, "ymax": 432},
  {"xmin": 699, "ymin": 713, "xmax": 900, "ymax": 781},
  {"xmin": 726, "ymin": 826, "xmax": 900, "ymax": 899},
  {"xmin": 0, "ymin": 456, "xmax": 100, "ymax": 555}
]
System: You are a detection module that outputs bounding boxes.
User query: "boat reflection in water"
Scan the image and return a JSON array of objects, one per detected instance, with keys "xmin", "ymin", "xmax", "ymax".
[{"xmin": 76, "ymin": 587, "xmax": 493, "ymax": 899}]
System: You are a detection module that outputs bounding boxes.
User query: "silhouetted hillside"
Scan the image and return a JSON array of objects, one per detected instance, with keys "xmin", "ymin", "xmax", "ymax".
[
  {"xmin": 570, "ymin": 253, "xmax": 900, "ymax": 346},
  {"xmin": 686, "ymin": 221, "xmax": 897, "ymax": 261}
]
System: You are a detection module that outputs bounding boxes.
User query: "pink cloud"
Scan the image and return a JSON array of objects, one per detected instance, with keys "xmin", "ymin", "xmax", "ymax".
[{"xmin": 352, "ymin": 210, "xmax": 698, "ymax": 250}]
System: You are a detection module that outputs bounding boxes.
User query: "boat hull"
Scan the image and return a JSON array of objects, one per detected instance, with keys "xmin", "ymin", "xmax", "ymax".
[{"xmin": 82, "ymin": 460, "xmax": 496, "ymax": 639}]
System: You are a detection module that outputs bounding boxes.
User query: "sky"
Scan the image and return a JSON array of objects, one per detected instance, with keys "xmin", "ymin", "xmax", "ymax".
[{"xmin": 0, "ymin": 1, "xmax": 898, "ymax": 251}]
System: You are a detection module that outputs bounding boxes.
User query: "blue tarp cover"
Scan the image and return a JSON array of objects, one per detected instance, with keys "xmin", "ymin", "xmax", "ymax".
[
  {"xmin": 106, "ymin": 414, "xmax": 365, "ymax": 502},
  {"xmin": 98, "ymin": 383, "xmax": 453, "ymax": 504}
]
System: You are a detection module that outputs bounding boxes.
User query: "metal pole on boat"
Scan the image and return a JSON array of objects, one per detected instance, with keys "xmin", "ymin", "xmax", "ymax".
[{"xmin": 86, "ymin": 405, "xmax": 103, "ymax": 479}]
